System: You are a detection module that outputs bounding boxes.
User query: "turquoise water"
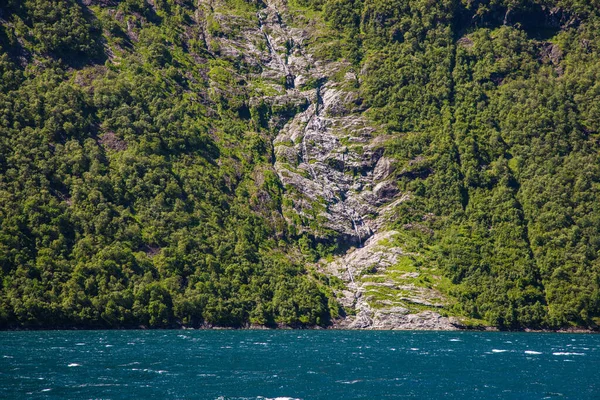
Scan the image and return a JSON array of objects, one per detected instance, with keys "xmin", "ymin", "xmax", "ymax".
[{"xmin": 1, "ymin": 330, "xmax": 599, "ymax": 399}]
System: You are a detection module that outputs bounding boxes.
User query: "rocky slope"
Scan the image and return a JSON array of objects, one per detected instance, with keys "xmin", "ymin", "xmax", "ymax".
[
  {"xmin": 322, "ymin": 231, "xmax": 461, "ymax": 330},
  {"xmin": 201, "ymin": 0, "xmax": 461, "ymax": 330}
]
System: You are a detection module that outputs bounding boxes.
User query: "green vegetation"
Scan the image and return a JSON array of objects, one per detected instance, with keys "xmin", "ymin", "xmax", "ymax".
[
  {"xmin": 1, "ymin": 0, "xmax": 600, "ymax": 330},
  {"xmin": 0, "ymin": 0, "xmax": 334, "ymax": 329},
  {"xmin": 317, "ymin": 0, "xmax": 600, "ymax": 329}
]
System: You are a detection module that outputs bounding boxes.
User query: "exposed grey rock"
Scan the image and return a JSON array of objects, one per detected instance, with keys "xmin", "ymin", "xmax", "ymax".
[
  {"xmin": 323, "ymin": 228, "xmax": 458, "ymax": 330},
  {"xmin": 205, "ymin": 0, "xmax": 459, "ymax": 330},
  {"xmin": 373, "ymin": 311, "xmax": 460, "ymax": 331},
  {"xmin": 81, "ymin": 0, "xmax": 120, "ymax": 5},
  {"xmin": 373, "ymin": 157, "xmax": 394, "ymax": 181},
  {"xmin": 99, "ymin": 131, "xmax": 127, "ymax": 151},
  {"xmin": 540, "ymin": 42, "xmax": 564, "ymax": 76},
  {"xmin": 223, "ymin": 0, "xmax": 398, "ymax": 245},
  {"xmin": 324, "ymin": 231, "xmax": 406, "ymax": 280},
  {"xmin": 401, "ymin": 272, "xmax": 420, "ymax": 279}
]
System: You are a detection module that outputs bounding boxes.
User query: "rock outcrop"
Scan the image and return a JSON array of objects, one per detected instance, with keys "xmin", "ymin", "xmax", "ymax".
[
  {"xmin": 322, "ymin": 231, "xmax": 460, "ymax": 330},
  {"xmin": 202, "ymin": 0, "xmax": 459, "ymax": 330}
]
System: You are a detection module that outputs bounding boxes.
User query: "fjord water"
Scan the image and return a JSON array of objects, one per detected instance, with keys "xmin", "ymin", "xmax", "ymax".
[{"xmin": 1, "ymin": 331, "xmax": 599, "ymax": 399}]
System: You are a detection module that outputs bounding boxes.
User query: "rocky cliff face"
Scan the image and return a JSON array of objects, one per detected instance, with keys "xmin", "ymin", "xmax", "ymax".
[
  {"xmin": 202, "ymin": 0, "xmax": 460, "ymax": 330},
  {"xmin": 322, "ymin": 230, "xmax": 460, "ymax": 330}
]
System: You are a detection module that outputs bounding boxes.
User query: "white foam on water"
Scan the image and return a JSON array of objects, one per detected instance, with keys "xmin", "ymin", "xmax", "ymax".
[
  {"xmin": 119, "ymin": 361, "xmax": 140, "ymax": 366},
  {"xmin": 105, "ymin": 345, "xmax": 113, "ymax": 348},
  {"xmin": 3, "ymin": 355, "xmax": 13, "ymax": 358},
  {"xmin": 409, "ymin": 348, "xmax": 419, "ymax": 351},
  {"xmin": 257, "ymin": 397, "xmax": 302, "ymax": 400},
  {"xmin": 553, "ymin": 352, "xmax": 585, "ymax": 356},
  {"xmin": 75, "ymin": 383, "xmax": 124, "ymax": 388},
  {"xmin": 135, "ymin": 368, "xmax": 167, "ymax": 374},
  {"xmin": 543, "ymin": 393, "xmax": 565, "ymax": 399},
  {"xmin": 41, "ymin": 389, "xmax": 51, "ymax": 392},
  {"xmin": 492, "ymin": 349, "xmax": 509, "ymax": 353},
  {"xmin": 524, "ymin": 351, "xmax": 542, "ymax": 355},
  {"xmin": 75, "ymin": 343, "xmax": 85, "ymax": 346},
  {"xmin": 67, "ymin": 363, "xmax": 81, "ymax": 367}
]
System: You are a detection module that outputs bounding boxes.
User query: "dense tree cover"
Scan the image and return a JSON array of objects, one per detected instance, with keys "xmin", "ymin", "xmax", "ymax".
[
  {"xmin": 1, "ymin": 0, "xmax": 600, "ymax": 330},
  {"xmin": 308, "ymin": 0, "xmax": 600, "ymax": 329},
  {"xmin": 0, "ymin": 0, "xmax": 336, "ymax": 328}
]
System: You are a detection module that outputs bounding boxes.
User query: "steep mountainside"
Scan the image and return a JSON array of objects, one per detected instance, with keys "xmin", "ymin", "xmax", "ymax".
[{"xmin": 1, "ymin": 0, "xmax": 600, "ymax": 330}]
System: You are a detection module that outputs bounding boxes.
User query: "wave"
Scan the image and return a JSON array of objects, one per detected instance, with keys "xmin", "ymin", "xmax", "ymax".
[
  {"xmin": 131, "ymin": 368, "xmax": 168, "ymax": 374},
  {"xmin": 337, "ymin": 380, "xmax": 362, "ymax": 385},
  {"xmin": 264, "ymin": 397, "xmax": 302, "ymax": 400}
]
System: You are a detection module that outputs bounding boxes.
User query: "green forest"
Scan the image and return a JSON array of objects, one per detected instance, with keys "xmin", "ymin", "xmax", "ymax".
[{"xmin": 1, "ymin": 0, "xmax": 600, "ymax": 330}]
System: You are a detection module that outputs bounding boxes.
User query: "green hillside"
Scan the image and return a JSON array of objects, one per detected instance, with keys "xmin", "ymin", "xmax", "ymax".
[{"xmin": 0, "ymin": 0, "xmax": 599, "ymax": 330}]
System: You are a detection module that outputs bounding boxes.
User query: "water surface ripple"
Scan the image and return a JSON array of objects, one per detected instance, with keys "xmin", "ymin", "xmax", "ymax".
[{"xmin": 1, "ymin": 330, "xmax": 599, "ymax": 399}]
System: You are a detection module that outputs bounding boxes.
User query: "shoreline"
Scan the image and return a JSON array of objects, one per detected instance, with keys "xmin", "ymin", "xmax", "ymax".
[{"xmin": 1, "ymin": 324, "xmax": 597, "ymax": 334}]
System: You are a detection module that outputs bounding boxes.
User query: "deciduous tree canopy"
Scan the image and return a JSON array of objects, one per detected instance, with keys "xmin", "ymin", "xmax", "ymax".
[{"xmin": 1, "ymin": 0, "xmax": 599, "ymax": 330}]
